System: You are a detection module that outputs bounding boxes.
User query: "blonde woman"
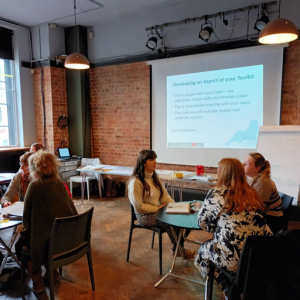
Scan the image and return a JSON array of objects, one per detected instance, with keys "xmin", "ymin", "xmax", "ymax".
[
  {"xmin": 195, "ymin": 158, "xmax": 272, "ymax": 296},
  {"xmin": 16, "ymin": 151, "xmax": 77, "ymax": 295},
  {"xmin": 242, "ymin": 152, "xmax": 283, "ymax": 233}
]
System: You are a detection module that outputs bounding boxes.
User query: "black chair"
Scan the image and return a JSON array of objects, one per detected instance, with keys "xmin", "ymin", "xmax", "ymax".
[
  {"xmin": 21, "ymin": 207, "xmax": 95, "ymax": 300},
  {"xmin": 278, "ymin": 192, "xmax": 293, "ymax": 231},
  {"xmin": 126, "ymin": 203, "xmax": 166, "ymax": 275},
  {"xmin": 205, "ymin": 230, "xmax": 300, "ymax": 300}
]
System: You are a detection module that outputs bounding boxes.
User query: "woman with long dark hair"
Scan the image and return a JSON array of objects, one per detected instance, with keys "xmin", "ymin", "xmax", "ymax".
[
  {"xmin": 242, "ymin": 152, "xmax": 283, "ymax": 233},
  {"xmin": 128, "ymin": 149, "xmax": 195, "ymax": 258},
  {"xmin": 195, "ymin": 158, "xmax": 272, "ymax": 296}
]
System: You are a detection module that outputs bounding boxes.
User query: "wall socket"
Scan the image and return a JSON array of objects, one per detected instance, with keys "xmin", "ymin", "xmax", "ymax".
[{"xmin": 31, "ymin": 69, "xmax": 34, "ymax": 75}]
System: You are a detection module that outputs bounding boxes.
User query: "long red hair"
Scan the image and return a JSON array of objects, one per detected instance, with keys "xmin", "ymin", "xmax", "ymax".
[{"xmin": 217, "ymin": 158, "xmax": 264, "ymax": 212}]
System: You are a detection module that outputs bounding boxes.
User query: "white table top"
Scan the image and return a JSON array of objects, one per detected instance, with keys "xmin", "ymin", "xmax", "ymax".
[{"xmin": 77, "ymin": 164, "xmax": 216, "ymax": 184}]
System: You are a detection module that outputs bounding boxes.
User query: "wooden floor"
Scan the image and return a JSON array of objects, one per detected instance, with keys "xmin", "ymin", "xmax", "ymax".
[
  {"xmin": 1, "ymin": 196, "xmax": 299, "ymax": 300},
  {"xmin": 0, "ymin": 196, "xmax": 224, "ymax": 300}
]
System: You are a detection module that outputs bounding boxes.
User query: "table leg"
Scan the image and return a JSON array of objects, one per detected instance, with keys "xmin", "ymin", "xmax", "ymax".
[
  {"xmin": 155, "ymin": 227, "xmax": 205, "ymax": 288},
  {"xmin": 81, "ymin": 173, "xmax": 87, "ymax": 205},
  {"xmin": 179, "ymin": 181, "xmax": 183, "ymax": 202},
  {"xmin": 0, "ymin": 226, "xmax": 21, "ymax": 276},
  {"xmin": 155, "ymin": 229, "xmax": 183, "ymax": 287}
]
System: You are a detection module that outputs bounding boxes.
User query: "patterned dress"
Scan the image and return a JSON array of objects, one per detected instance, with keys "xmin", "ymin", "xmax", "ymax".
[{"xmin": 194, "ymin": 187, "xmax": 272, "ymax": 291}]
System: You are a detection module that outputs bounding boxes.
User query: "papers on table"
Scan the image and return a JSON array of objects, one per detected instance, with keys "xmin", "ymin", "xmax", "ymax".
[
  {"xmin": 166, "ymin": 202, "xmax": 190, "ymax": 215},
  {"xmin": 188, "ymin": 176, "xmax": 216, "ymax": 182},
  {"xmin": 0, "ymin": 202, "xmax": 24, "ymax": 217}
]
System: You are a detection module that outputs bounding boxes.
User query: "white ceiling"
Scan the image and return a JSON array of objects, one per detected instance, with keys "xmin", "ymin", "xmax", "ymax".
[{"xmin": 1, "ymin": 0, "xmax": 298, "ymax": 29}]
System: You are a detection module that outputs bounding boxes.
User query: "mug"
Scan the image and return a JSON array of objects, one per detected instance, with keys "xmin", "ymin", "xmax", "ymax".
[{"xmin": 197, "ymin": 165, "xmax": 204, "ymax": 176}]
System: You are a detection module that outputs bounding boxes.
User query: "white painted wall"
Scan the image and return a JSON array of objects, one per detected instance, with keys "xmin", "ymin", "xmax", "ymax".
[{"xmin": 87, "ymin": 0, "xmax": 300, "ymax": 62}]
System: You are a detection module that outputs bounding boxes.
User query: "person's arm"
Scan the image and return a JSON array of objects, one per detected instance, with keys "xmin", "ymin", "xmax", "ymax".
[
  {"xmin": 1, "ymin": 173, "xmax": 21, "ymax": 206},
  {"xmin": 159, "ymin": 179, "xmax": 175, "ymax": 206},
  {"xmin": 21, "ymin": 182, "xmax": 34, "ymax": 240},
  {"xmin": 197, "ymin": 188, "xmax": 224, "ymax": 232},
  {"xmin": 62, "ymin": 181, "xmax": 72, "ymax": 198},
  {"xmin": 128, "ymin": 178, "xmax": 159, "ymax": 214}
]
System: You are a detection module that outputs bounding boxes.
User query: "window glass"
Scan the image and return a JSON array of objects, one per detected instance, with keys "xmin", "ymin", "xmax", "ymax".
[{"xmin": 0, "ymin": 59, "xmax": 17, "ymax": 146}]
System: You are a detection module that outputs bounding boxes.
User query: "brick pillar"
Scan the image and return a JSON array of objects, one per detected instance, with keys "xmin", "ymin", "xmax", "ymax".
[
  {"xmin": 33, "ymin": 66, "xmax": 69, "ymax": 152},
  {"xmin": 281, "ymin": 40, "xmax": 300, "ymax": 125}
]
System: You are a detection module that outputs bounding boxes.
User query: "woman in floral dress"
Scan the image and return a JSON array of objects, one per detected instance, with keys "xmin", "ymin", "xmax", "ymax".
[{"xmin": 194, "ymin": 158, "xmax": 272, "ymax": 295}]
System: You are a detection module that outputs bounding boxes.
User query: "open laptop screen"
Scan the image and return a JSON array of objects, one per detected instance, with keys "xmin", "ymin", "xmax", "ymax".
[{"xmin": 58, "ymin": 148, "xmax": 71, "ymax": 158}]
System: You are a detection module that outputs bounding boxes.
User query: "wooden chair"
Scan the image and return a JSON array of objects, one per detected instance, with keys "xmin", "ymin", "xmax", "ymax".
[
  {"xmin": 21, "ymin": 207, "xmax": 95, "ymax": 300},
  {"xmin": 126, "ymin": 203, "xmax": 166, "ymax": 275}
]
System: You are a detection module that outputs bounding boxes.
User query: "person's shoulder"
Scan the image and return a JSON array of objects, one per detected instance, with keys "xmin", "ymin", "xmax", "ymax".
[
  {"xmin": 128, "ymin": 176, "xmax": 142, "ymax": 188},
  {"xmin": 206, "ymin": 187, "xmax": 227, "ymax": 202},
  {"xmin": 257, "ymin": 175, "xmax": 273, "ymax": 187}
]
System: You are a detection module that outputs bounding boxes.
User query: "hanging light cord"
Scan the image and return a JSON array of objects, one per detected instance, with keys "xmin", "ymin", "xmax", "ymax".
[
  {"xmin": 74, "ymin": 0, "xmax": 77, "ymax": 52},
  {"xmin": 278, "ymin": 0, "xmax": 281, "ymax": 18}
]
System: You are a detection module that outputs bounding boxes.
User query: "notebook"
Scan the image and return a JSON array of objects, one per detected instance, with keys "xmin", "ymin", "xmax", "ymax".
[{"xmin": 166, "ymin": 202, "xmax": 190, "ymax": 215}]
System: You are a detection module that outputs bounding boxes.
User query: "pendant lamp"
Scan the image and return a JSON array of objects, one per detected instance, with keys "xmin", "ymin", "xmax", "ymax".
[
  {"xmin": 64, "ymin": 0, "xmax": 90, "ymax": 70},
  {"xmin": 258, "ymin": 0, "xmax": 298, "ymax": 44}
]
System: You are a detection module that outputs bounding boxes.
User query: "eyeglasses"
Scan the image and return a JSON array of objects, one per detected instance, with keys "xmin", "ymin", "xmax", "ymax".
[{"xmin": 241, "ymin": 158, "xmax": 253, "ymax": 167}]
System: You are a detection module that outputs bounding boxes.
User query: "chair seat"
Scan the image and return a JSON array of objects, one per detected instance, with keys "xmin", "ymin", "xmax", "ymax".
[{"xmin": 70, "ymin": 176, "xmax": 93, "ymax": 182}]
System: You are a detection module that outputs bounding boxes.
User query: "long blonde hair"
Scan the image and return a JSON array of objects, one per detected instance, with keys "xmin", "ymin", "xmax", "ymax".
[
  {"xmin": 217, "ymin": 158, "xmax": 264, "ymax": 213},
  {"xmin": 29, "ymin": 151, "xmax": 59, "ymax": 180}
]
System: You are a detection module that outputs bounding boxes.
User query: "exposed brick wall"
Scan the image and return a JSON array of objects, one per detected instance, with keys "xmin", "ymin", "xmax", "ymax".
[
  {"xmin": 89, "ymin": 62, "xmax": 150, "ymax": 166},
  {"xmin": 88, "ymin": 42, "xmax": 300, "ymax": 175},
  {"xmin": 33, "ymin": 67, "xmax": 69, "ymax": 152},
  {"xmin": 32, "ymin": 42, "xmax": 300, "ymax": 174},
  {"xmin": 281, "ymin": 40, "xmax": 300, "ymax": 125}
]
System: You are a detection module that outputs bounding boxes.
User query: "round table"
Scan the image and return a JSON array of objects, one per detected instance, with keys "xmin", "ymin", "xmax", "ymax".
[{"xmin": 155, "ymin": 202, "xmax": 205, "ymax": 289}]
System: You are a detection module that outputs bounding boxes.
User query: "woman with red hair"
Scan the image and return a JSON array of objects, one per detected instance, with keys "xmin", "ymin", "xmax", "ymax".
[{"xmin": 194, "ymin": 158, "xmax": 272, "ymax": 297}]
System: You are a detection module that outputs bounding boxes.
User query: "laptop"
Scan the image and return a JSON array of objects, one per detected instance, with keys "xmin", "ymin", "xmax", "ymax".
[{"xmin": 58, "ymin": 148, "xmax": 78, "ymax": 160}]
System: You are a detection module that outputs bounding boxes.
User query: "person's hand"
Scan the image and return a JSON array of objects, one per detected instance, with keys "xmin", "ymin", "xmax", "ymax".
[
  {"xmin": 3, "ymin": 202, "xmax": 11, "ymax": 208},
  {"xmin": 194, "ymin": 202, "xmax": 202, "ymax": 209},
  {"xmin": 158, "ymin": 202, "xmax": 168, "ymax": 209}
]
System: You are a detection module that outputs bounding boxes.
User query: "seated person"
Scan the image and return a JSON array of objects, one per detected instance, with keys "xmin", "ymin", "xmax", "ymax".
[
  {"xmin": 1, "ymin": 152, "xmax": 34, "ymax": 207},
  {"xmin": 128, "ymin": 149, "xmax": 195, "ymax": 258},
  {"xmin": 194, "ymin": 158, "xmax": 272, "ymax": 297},
  {"xmin": 242, "ymin": 152, "xmax": 283, "ymax": 233},
  {"xmin": 30, "ymin": 143, "xmax": 44, "ymax": 153},
  {"xmin": 15, "ymin": 150, "xmax": 77, "ymax": 295}
]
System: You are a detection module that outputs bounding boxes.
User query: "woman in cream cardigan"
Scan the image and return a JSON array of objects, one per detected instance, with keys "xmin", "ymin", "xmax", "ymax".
[{"xmin": 128, "ymin": 149, "xmax": 195, "ymax": 259}]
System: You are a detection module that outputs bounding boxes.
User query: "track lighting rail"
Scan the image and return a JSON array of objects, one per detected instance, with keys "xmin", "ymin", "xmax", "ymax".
[{"xmin": 145, "ymin": 1, "xmax": 277, "ymax": 31}]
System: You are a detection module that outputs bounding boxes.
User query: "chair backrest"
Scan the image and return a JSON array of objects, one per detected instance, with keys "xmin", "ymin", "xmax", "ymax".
[
  {"xmin": 229, "ymin": 230, "xmax": 300, "ymax": 300},
  {"xmin": 48, "ymin": 207, "xmax": 94, "ymax": 258},
  {"xmin": 81, "ymin": 158, "xmax": 100, "ymax": 179},
  {"xmin": 278, "ymin": 192, "xmax": 294, "ymax": 231},
  {"xmin": 130, "ymin": 203, "xmax": 138, "ymax": 223}
]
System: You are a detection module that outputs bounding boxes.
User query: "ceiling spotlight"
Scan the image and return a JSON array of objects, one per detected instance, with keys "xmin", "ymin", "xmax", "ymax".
[
  {"xmin": 254, "ymin": 4, "xmax": 269, "ymax": 31},
  {"xmin": 199, "ymin": 17, "xmax": 213, "ymax": 42},
  {"xmin": 255, "ymin": 15, "xmax": 270, "ymax": 31},
  {"xmin": 146, "ymin": 36, "xmax": 158, "ymax": 50}
]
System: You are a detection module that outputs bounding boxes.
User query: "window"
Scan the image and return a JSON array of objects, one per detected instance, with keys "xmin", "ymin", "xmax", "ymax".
[{"xmin": 0, "ymin": 59, "xmax": 17, "ymax": 147}]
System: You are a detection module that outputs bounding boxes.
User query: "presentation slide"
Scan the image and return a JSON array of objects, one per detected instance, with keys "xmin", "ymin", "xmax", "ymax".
[
  {"xmin": 167, "ymin": 65, "xmax": 263, "ymax": 149},
  {"xmin": 148, "ymin": 45, "xmax": 284, "ymax": 167}
]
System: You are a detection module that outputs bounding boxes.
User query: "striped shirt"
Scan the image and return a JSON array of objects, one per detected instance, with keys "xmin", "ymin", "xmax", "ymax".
[{"xmin": 247, "ymin": 175, "xmax": 283, "ymax": 217}]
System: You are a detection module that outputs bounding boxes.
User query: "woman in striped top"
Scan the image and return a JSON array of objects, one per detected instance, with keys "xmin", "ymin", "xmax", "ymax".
[{"xmin": 242, "ymin": 152, "xmax": 283, "ymax": 233}]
